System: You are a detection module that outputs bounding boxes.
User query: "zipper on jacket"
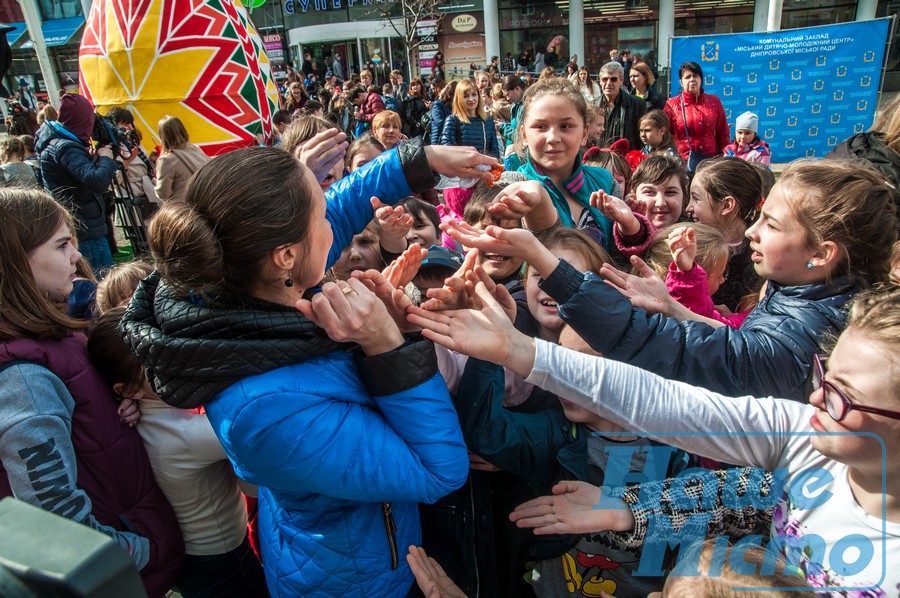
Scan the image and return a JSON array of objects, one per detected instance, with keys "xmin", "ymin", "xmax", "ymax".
[{"xmin": 382, "ymin": 502, "xmax": 399, "ymax": 570}]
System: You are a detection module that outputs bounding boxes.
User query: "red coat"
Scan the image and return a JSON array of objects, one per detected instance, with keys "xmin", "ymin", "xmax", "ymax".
[
  {"xmin": 664, "ymin": 90, "xmax": 730, "ymax": 160},
  {"xmin": 357, "ymin": 92, "xmax": 386, "ymax": 124}
]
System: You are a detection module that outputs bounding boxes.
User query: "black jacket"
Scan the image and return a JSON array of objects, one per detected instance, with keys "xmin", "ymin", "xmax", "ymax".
[
  {"xmin": 600, "ymin": 90, "xmax": 648, "ymax": 153},
  {"xmin": 34, "ymin": 122, "xmax": 119, "ymax": 240}
]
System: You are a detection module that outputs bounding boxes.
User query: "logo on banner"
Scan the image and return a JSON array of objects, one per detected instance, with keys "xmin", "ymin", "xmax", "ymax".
[
  {"xmin": 814, "ymin": 80, "xmax": 824, "ymax": 90},
  {"xmin": 725, "ymin": 108, "xmax": 732, "ymax": 119},
  {"xmin": 828, "ymin": 136, "xmax": 839, "ymax": 146},
  {"xmin": 857, "ymin": 100, "xmax": 868, "ymax": 111},
  {"xmin": 748, "ymin": 72, "xmax": 757, "ymax": 83},
  {"xmin": 746, "ymin": 96, "xmax": 756, "ymax": 106},
  {"xmin": 860, "ymin": 76, "xmax": 871, "ymax": 87},
  {"xmin": 811, "ymin": 103, "xmax": 822, "ymax": 114},
  {"xmin": 768, "ymin": 83, "xmax": 778, "ymax": 94},
  {"xmin": 864, "ymin": 50, "xmax": 875, "ymax": 62},
  {"xmin": 836, "ymin": 66, "xmax": 847, "ymax": 77},
  {"xmin": 705, "ymin": 75, "xmax": 714, "ymax": 86},
  {"xmin": 769, "ymin": 59, "xmax": 780, "ymax": 70},
  {"xmin": 723, "ymin": 85, "xmax": 733, "ymax": 96},
  {"xmin": 764, "ymin": 128, "xmax": 775, "ymax": 139},
  {"xmin": 787, "ymin": 116, "xmax": 798, "ymax": 127},
  {"xmin": 830, "ymin": 114, "xmax": 841, "ymax": 124},
  {"xmin": 790, "ymin": 93, "xmax": 800, "ymax": 104},
  {"xmin": 809, "ymin": 126, "xmax": 819, "ymax": 137},
  {"xmin": 701, "ymin": 41, "xmax": 719, "ymax": 61},
  {"xmin": 791, "ymin": 69, "xmax": 802, "ymax": 80},
  {"xmin": 816, "ymin": 55, "xmax": 827, "ymax": 66},
  {"xmin": 854, "ymin": 123, "xmax": 865, "ymax": 133},
  {"xmin": 806, "ymin": 148, "xmax": 817, "ymax": 157},
  {"xmin": 834, "ymin": 90, "xmax": 844, "ymax": 101},
  {"xmin": 766, "ymin": 106, "xmax": 777, "ymax": 117},
  {"xmin": 785, "ymin": 138, "xmax": 795, "ymax": 149},
  {"xmin": 724, "ymin": 62, "xmax": 734, "ymax": 72}
]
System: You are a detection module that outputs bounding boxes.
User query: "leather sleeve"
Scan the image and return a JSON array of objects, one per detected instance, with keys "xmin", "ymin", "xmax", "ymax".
[{"xmin": 355, "ymin": 335, "xmax": 438, "ymax": 397}]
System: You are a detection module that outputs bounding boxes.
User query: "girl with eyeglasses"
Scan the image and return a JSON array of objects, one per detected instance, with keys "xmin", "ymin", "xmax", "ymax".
[{"xmin": 409, "ymin": 278, "xmax": 900, "ymax": 594}]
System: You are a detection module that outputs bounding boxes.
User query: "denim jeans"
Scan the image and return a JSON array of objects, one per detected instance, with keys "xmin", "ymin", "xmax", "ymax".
[{"xmin": 78, "ymin": 236, "xmax": 113, "ymax": 276}]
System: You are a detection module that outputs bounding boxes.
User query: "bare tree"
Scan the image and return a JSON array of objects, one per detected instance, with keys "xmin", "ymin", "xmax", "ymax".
[{"xmin": 365, "ymin": 0, "xmax": 449, "ymax": 80}]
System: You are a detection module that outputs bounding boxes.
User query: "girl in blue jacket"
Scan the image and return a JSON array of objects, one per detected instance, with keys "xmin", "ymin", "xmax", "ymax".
[
  {"xmin": 121, "ymin": 142, "xmax": 496, "ymax": 597},
  {"xmin": 436, "ymin": 159, "xmax": 896, "ymax": 402}
]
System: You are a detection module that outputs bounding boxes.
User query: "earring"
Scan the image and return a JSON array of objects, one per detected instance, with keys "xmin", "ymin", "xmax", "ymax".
[
  {"xmin": 284, "ymin": 273, "xmax": 294, "ymax": 287},
  {"xmin": 806, "ymin": 261, "xmax": 815, "ymax": 270}
]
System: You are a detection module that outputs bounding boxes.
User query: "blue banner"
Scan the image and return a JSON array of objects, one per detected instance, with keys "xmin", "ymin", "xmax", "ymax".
[{"xmin": 671, "ymin": 19, "xmax": 891, "ymax": 161}]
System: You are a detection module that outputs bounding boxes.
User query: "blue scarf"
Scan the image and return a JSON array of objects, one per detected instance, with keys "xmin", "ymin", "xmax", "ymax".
[{"xmin": 519, "ymin": 155, "xmax": 615, "ymax": 250}]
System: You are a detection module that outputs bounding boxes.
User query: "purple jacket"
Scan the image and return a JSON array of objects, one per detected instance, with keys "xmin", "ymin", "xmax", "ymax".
[{"xmin": 0, "ymin": 333, "xmax": 184, "ymax": 597}]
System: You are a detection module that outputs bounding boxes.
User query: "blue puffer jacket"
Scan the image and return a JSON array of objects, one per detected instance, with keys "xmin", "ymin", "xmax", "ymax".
[
  {"xmin": 211, "ymin": 351, "xmax": 468, "ymax": 597},
  {"xmin": 430, "ymin": 99, "xmax": 451, "ymax": 145},
  {"xmin": 440, "ymin": 113, "xmax": 500, "ymax": 159},
  {"xmin": 34, "ymin": 121, "xmax": 118, "ymax": 240},
  {"xmin": 121, "ymin": 139, "xmax": 466, "ymax": 597},
  {"xmin": 540, "ymin": 260, "xmax": 857, "ymax": 401}
]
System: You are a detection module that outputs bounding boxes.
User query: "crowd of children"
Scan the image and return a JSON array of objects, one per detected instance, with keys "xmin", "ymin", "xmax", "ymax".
[{"xmin": 1, "ymin": 68, "xmax": 899, "ymax": 598}]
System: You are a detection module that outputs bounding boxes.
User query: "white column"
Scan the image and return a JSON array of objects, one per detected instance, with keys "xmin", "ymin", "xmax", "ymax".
[
  {"xmin": 855, "ymin": 0, "xmax": 877, "ymax": 20},
  {"xmin": 483, "ymin": 0, "xmax": 500, "ymax": 67},
  {"xmin": 20, "ymin": 0, "xmax": 63, "ymax": 108},
  {"xmin": 753, "ymin": 0, "xmax": 770, "ymax": 31},
  {"xmin": 657, "ymin": 0, "xmax": 675, "ymax": 71},
  {"xmin": 569, "ymin": 0, "xmax": 584, "ymax": 65},
  {"xmin": 81, "ymin": 0, "xmax": 92, "ymax": 21},
  {"xmin": 766, "ymin": 0, "xmax": 783, "ymax": 31}
]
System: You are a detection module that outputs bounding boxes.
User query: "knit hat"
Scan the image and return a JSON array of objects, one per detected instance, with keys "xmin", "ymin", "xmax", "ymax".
[
  {"xmin": 735, "ymin": 111, "xmax": 758, "ymax": 133},
  {"xmin": 58, "ymin": 93, "xmax": 96, "ymax": 143}
]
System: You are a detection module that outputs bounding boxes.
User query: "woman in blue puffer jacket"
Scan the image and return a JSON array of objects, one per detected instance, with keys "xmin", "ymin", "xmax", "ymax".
[
  {"xmin": 121, "ymin": 141, "xmax": 498, "ymax": 597},
  {"xmin": 430, "ymin": 80, "xmax": 457, "ymax": 145}
]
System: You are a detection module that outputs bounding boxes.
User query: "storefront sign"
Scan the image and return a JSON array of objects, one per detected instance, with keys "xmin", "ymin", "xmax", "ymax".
[
  {"xmin": 451, "ymin": 14, "xmax": 477, "ymax": 33},
  {"xmin": 671, "ymin": 19, "xmax": 890, "ymax": 160},
  {"xmin": 442, "ymin": 32, "xmax": 486, "ymax": 79},
  {"xmin": 262, "ymin": 33, "xmax": 284, "ymax": 62},
  {"xmin": 285, "ymin": 0, "xmax": 392, "ymax": 13}
]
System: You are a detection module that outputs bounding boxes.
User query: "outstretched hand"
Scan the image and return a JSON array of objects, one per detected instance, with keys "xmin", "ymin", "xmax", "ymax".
[
  {"xmin": 421, "ymin": 248, "xmax": 478, "ymax": 311},
  {"xmin": 591, "ymin": 190, "xmax": 641, "ymax": 236},
  {"xmin": 509, "ymin": 481, "xmax": 634, "ymax": 535},
  {"xmin": 424, "ymin": 145, "xmax": 499, "ymax": 182},
  {"xmin": 666, "ymin": 226, "xmax": 696, "ymax": 273},
  {"xmin": 352, "ymin": 267, "xmax": 417, "ymax": 334},
  {"xmin": 372, "ymin": 197, "xmax": 412, "ymax": 253},
  {"xmin": 407, "ymin": 546, "xmax": 468, "ymax": 598},
  {"xmin": 381, "ymin": 242, "xmax": 427, "ymax": 289},
  {"xmin": 407, "ymin": 281, "xmax": 535, "ymax": 377},
  {"xmin": 294, "ymin": 128, "xmax": 348, "ymax": 183},
  {"xmin": 599, "ymin": 256, "xmax": 675, "ymax": 316}
]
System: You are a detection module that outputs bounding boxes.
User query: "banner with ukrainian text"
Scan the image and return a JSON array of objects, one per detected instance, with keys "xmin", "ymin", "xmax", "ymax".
[{"xmin": 671, "ymin": 19, "xmax": 891, "ymax": 161}]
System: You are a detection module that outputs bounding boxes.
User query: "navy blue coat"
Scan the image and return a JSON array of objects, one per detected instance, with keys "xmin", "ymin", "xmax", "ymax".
[
  {"xmin": 440, "ymin": 113, "xmax": 500, "ymax": 159},
  {"xmin": 34, "ymin": 122, "xmax": 118, "ymax": 241},
  {"xmin": 540, "ymin": 260, "xmax": 857, "ymax": 402},
  {"xmin": 430, "ymin": 99, "xmax": 451, "ymax": 145}
]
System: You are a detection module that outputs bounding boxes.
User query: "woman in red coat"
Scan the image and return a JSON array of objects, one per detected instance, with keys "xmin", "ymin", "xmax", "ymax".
[{"xmin": 664, "ymin": 61, "xmax": 730, "ymax": 172}]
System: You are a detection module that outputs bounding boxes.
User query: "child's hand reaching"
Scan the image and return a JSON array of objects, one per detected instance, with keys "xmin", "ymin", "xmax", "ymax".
[
  {"xmin": 487, "ymin": 180, "xmax": 558, "ymax": 232},
  {"xmin": 591, "ymin": 191, "xmax": 641, "ymax": 236},
  {"xmin": 666, "ymin": 226, "xmax": 696, "ymax": 272},
  {"xmin": 372, "ymin": 197, "xmax": 412, "ymax": 253}
]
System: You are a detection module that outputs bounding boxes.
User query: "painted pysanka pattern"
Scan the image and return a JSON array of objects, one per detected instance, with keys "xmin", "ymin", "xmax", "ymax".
[{"xmin": 79, "ymin": 0, "xmax": 280, "ymax": 155}]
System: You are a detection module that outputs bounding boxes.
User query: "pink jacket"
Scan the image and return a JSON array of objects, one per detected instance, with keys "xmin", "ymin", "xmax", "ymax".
[{"xmin": 666, "ymin": 263, "xmax": 748, "ymax": 328}]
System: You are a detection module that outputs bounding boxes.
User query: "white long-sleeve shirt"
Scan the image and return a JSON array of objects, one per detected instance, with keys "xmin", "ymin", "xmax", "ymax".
[{"xmin": 525, "ymin": 339, "xmax": 900, "ymax": 596}]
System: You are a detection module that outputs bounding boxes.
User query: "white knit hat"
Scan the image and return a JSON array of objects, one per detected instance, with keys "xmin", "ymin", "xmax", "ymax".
[{"xmin": 735, "ymin": 111, "xmax": 759, "ymax": 133}]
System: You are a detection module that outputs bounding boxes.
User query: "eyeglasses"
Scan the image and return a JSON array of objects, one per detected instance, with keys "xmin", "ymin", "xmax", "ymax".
[{"xmin": 811, "ymin": 354, "xmax": 900, "ymax": 422}]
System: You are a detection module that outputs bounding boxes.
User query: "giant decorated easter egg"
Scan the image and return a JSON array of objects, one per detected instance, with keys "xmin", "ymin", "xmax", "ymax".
[{"xmin": 79, "ymin": 0, "xmax": 279, "ymax": 155}]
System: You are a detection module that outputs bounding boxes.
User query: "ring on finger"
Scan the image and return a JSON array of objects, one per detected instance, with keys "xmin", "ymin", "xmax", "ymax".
[{"xmin": 341, "ymin": 286, "xmax": 354, "ymax": 295}]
